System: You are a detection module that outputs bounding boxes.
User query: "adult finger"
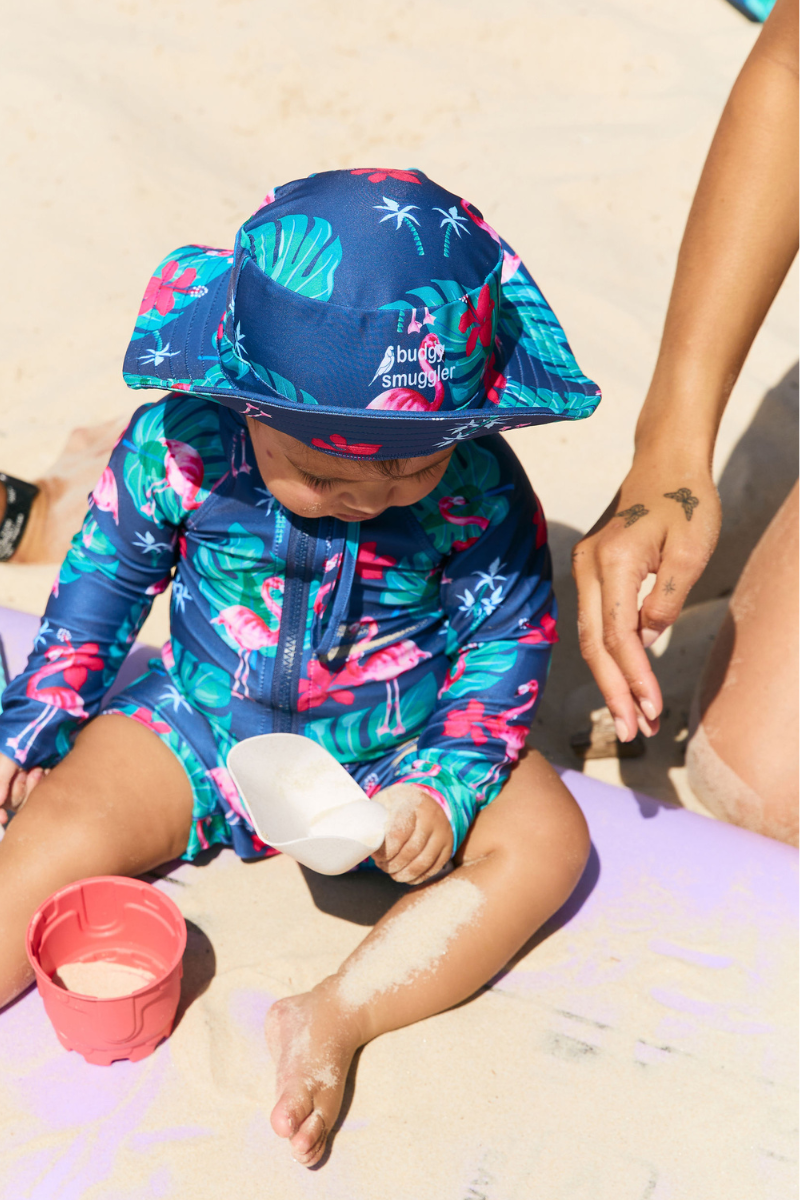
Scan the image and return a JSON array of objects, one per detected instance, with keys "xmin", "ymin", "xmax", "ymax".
[
  {"xmin": 591, "ymin": 546, "xmax": 663, "ymax": 732},
  {"xmin": 575, "ymin": 565, "xmax": 657, "ymax": 740},
  {"xmin": 639, "ymin": 541, "xmax": 706, "ymax": 643}
]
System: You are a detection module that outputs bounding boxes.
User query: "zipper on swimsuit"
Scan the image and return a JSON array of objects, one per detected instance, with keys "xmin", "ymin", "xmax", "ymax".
[{"xmin": 271, "ymin": 515, "xmax": 316, "ymax": 734}]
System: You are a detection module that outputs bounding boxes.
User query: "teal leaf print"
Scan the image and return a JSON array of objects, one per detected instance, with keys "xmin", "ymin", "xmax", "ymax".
[
  {"xmin": 441, "ymin": 643, "xmax": 518, "ymax": 699},
  {"xmin": 247, "ymin": 215, "xmax": 342, "ymax": 301},
  {"xmin": 381, "ymin": 277, "xmax": 499, "ymax": 407},
  {"xmin": 305, "ymin": 675, "xmax": 438, "ymax": 763},
  {"xmin": 122, "ymin": 399, "xmax": 228, "ymax": 525}
]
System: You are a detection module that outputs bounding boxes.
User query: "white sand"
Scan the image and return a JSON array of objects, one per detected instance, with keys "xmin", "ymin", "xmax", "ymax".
[
  {"xmin": 0, "ymin": 2, "xmax": 796, "ymax": 1197},
  {"xmin": 337, "ymin": 877, "xmax": 485, "ymax": 1008},
  {"xmin": 52, "ymin": 960, "xmax": 156, "ymax": 999}
]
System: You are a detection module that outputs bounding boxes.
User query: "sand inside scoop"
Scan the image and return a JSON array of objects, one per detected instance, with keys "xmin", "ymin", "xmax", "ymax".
[{"xmin": 52, "ymin": 960, "xmax": 157, "ymax": 998}]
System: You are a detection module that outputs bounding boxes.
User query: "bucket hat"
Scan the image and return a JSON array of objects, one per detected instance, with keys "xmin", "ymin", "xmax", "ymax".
[{"xmin": 123, "ymin": 169, "xmax": 600, "ymax": 460}]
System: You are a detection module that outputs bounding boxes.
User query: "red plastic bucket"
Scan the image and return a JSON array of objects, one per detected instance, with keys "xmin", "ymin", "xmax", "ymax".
[{"xmin": 26, "ymin": 876, "xmax": 187, "ymax": 1066}]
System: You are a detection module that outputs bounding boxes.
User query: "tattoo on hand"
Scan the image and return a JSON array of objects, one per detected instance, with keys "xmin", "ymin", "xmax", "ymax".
[
  {"xmin": 614, "ymin": 504, "xmax": 649, "ymax": 527},
  {"xmin": 664, "ymin": 488, "xmax": 699, "ymax": 521},
  {"xmin": 663, "ymin": 577, "xmax": 676, "ymax": 595}
]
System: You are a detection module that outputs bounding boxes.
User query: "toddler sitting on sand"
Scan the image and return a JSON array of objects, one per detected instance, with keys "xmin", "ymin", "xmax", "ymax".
[{"xmin": 0, "ymin": 170, "xmax": 598, "ymax": 1166}]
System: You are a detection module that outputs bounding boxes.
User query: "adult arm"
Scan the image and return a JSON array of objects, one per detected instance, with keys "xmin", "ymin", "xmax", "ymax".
[{"xmin": 572, "ymin": 0, "xmax": 799, "ymax": 741}]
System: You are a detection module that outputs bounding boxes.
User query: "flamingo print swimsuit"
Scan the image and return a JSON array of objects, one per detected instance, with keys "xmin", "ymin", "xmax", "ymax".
[{"xmin": 0, "ymin": 394, "xmax": 557, "ymax": 861}]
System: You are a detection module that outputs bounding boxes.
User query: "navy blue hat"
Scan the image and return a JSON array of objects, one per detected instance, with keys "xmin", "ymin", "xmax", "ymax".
[{"xmin": 123, "ymin": 168, "xmax": 600, "ymax": 459}]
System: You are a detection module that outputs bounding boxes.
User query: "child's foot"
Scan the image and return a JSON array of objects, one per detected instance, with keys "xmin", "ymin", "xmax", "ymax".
[{"xmin": 265, "ymin": 986, "xmax": 363, "ymax": 1167}]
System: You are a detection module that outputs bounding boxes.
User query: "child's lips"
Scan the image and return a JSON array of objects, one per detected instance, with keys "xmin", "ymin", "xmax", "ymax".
[{"xmin": 331, "ymin": 508, "xmax": 383, "ymax": 522}]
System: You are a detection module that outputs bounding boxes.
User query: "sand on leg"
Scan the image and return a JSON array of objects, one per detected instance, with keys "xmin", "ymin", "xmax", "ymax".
[
  {"xmin": 0, "ymin": 714, "xmax": 194, "ymax": 1009},
  {"xmin": 266, "ymin": 749, "xmax": 590, "ymax": 1167}
]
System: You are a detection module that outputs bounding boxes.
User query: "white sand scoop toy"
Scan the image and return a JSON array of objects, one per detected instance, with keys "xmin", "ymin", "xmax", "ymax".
[{"xmin": 227, "ymin": 734, "xmax": 387, "ymax": 875}]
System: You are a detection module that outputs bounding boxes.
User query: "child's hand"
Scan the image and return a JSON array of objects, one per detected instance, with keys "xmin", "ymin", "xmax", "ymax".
[
  {"xmin": 0, "ymin": 752, "xmax": 45, "ymax": 826},
  {"xmin": 371, "ymin": 784, "xmax": 453, "ymax": 885}
]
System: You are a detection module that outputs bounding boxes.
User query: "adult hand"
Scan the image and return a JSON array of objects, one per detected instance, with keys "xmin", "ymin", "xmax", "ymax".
[
  {"xmin": 0, "ymin": 752, "xmax": 45, "ymax": 825},
  {"xmin": 371, "ymin": 783, "xmax": 453, "ymax": 884},
  {"xmin": 572, "ymin": 454, "xmax": 721, "ymax": 742}
]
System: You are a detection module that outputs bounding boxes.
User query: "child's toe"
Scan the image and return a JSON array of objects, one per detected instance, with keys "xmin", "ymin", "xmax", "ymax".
[
  {"xmin": 270, "ymin": 1084, "xmax": 313, "ymax": 1139},
  {"xmin": 290, "ymin": 1109, "xmax": 327, "ymax": 1165}
]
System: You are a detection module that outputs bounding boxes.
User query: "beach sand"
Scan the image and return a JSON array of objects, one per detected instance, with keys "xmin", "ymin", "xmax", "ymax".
[{"xmin": 0, "ymin": 1, "xmax": 797, "ymax": 1195}]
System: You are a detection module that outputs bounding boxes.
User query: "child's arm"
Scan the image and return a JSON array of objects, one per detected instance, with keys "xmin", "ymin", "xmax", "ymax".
[
  {"xmin": 378, "ymin": 443, "xmax": 555, "ymax": 871},
  {"xmin": 0, "ymin": 400, "xmax": 197, "ymax": 778}
]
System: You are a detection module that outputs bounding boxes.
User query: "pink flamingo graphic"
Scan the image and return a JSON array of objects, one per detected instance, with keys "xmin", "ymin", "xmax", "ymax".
[
  {"xmin": 91, "ymin": 467, "xmax": 119, "ymax": 524},
  {"xmin": 208, "ymin": 763, "xmax": 280, "ymax": 853},
  {"xmin": 367, "ymin": 333, "xmax": 446, "ymax": 413},
  {"xmin": 484, "ymin": 680, "xmax": 539, "ymax": 757},
  {"xmin": 207, "ymin": 765, "xmax": 252, "ymax": 825},
  {"xmin": 6, "ymin": 639, "xmax": 104, "ymax": 763},
  {"xmin": 162, "ymin": 439, "xmax": 205, "ymax": 511},
  {"xmin": 460, "ymin": 199, "xmax": 501, "ymax": 245},
  {"xmin": 519, "ymin": 612, "xmax": 558, "ymax": 646},
  {"xmin": 438, "ymin": 496, "xmax": 490, "ymax": 552},
  {"xmin": 211, "ymin": 577, "xmax": 283, "ymax": 699},
  {"xmin": 443, "ymin": 680, "xmax": 539, "ymax": 759},
  {"xmin": 299, "ymin": 617, "xmax": 430, "ymax": 734}
]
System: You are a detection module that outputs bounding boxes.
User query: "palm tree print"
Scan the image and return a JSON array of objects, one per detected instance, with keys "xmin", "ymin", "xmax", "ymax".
[
  {"xmin": 374, "ymin": 197, "xmax": 425, "ymax": 256},
  {"xmin": 432, "ymin": 206, "xmax": 470, "ymax": 257}
]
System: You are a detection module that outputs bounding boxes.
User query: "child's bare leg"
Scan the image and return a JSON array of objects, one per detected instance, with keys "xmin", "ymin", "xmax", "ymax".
[
  {"xmin": 0, "ymin": 715, "xmax": 193, "ymax": 1008},
  {"xmin": 266, "ymin": 750, "xmax": 590, "ymax": 1166}
]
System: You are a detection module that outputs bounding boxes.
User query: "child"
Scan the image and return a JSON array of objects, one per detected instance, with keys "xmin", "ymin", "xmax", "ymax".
[{"xmin": 0, "ymin": 170, "xmax": 599, "ymax": 1166}]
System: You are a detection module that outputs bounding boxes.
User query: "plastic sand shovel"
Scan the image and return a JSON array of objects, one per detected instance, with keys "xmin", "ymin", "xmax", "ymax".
[{"xmin": 227, "ymin": 734, "xmax": 387, "ymax": 875}]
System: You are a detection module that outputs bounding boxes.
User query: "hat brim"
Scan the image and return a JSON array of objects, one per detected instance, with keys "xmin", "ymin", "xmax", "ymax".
[{"xmin": 123, "ymin": 243, "xmax": 600, "ymax": 460}]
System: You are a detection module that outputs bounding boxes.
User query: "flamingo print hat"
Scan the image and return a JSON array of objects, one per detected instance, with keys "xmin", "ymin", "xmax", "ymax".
[{"xmin": 123, "ymin": 169, "xmax": 600, "ymax": 460}]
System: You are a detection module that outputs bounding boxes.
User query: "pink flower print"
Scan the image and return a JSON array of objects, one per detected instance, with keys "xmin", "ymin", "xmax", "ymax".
[
  {"xmin": 444, "ymin": 698, "xmax": 489, "ymax": 745},
  {"xmin": 298, "ymin": 659, "xmax": 355, "ymax": 711},
  {"xmin": 139, "ymin": 260, "xmax": 207, "ymax": 318},
  {"xmin": 483, "ymin": 351, "xmax": 507, "ymax": 406},
  {"xmin": 356, "ymin": 542, "xmax": 398, "ymax": 581},
  {"xmin": 311, "ymin": 434, "xmax": 382, "ymax": 456},
  {"xmin": 162, "ymin": 438, "xmax": 205, "ymax": 510},
  {"xmin": 91, "ymin": 466, "xmax": 119, "ymax": 524},
  {"xmin": 351, "ymin": 168, "xmax": 420, "ymax": 184},
  {"xmin": 127, "ymin": 706, "xmax": 173, "ymax": 738},
  {"xmin": 459, "ymin": 285, "xmax": 495, "ymax": 357},
  {"xmin": 161, "ymin": 640, "xmax": 176, "ymax": 671}
]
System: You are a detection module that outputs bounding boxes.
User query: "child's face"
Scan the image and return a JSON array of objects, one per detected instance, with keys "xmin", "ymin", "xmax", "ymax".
[{"xmin": 246, "ymin": 420, "xmax": 453, "ymax": 522}]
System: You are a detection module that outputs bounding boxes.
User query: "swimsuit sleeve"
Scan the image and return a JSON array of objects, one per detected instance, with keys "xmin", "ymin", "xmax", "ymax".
[
  {"xmin": 392, "ymin": 449, "xmax": 557, "ymax": 853},
  {"xmin": 0, "ymin": 400, "xmax": 185, "ymax": 768}
]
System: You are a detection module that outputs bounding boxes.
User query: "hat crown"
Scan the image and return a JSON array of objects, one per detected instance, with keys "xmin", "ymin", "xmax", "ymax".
[{"xmin": 239, "ymin": 169, "xmax": 501, "ymax": 312}]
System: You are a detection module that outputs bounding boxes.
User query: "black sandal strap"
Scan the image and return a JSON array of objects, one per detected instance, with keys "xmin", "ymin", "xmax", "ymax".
[{"xmin": 0, "ymin": 473, "xmax": 39, "ymax": 562}]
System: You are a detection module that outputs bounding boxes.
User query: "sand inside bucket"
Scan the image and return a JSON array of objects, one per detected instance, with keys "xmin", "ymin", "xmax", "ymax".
[{"xmin": 52, "ymin": 960, "xmax": 157, "ymax": 999}]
